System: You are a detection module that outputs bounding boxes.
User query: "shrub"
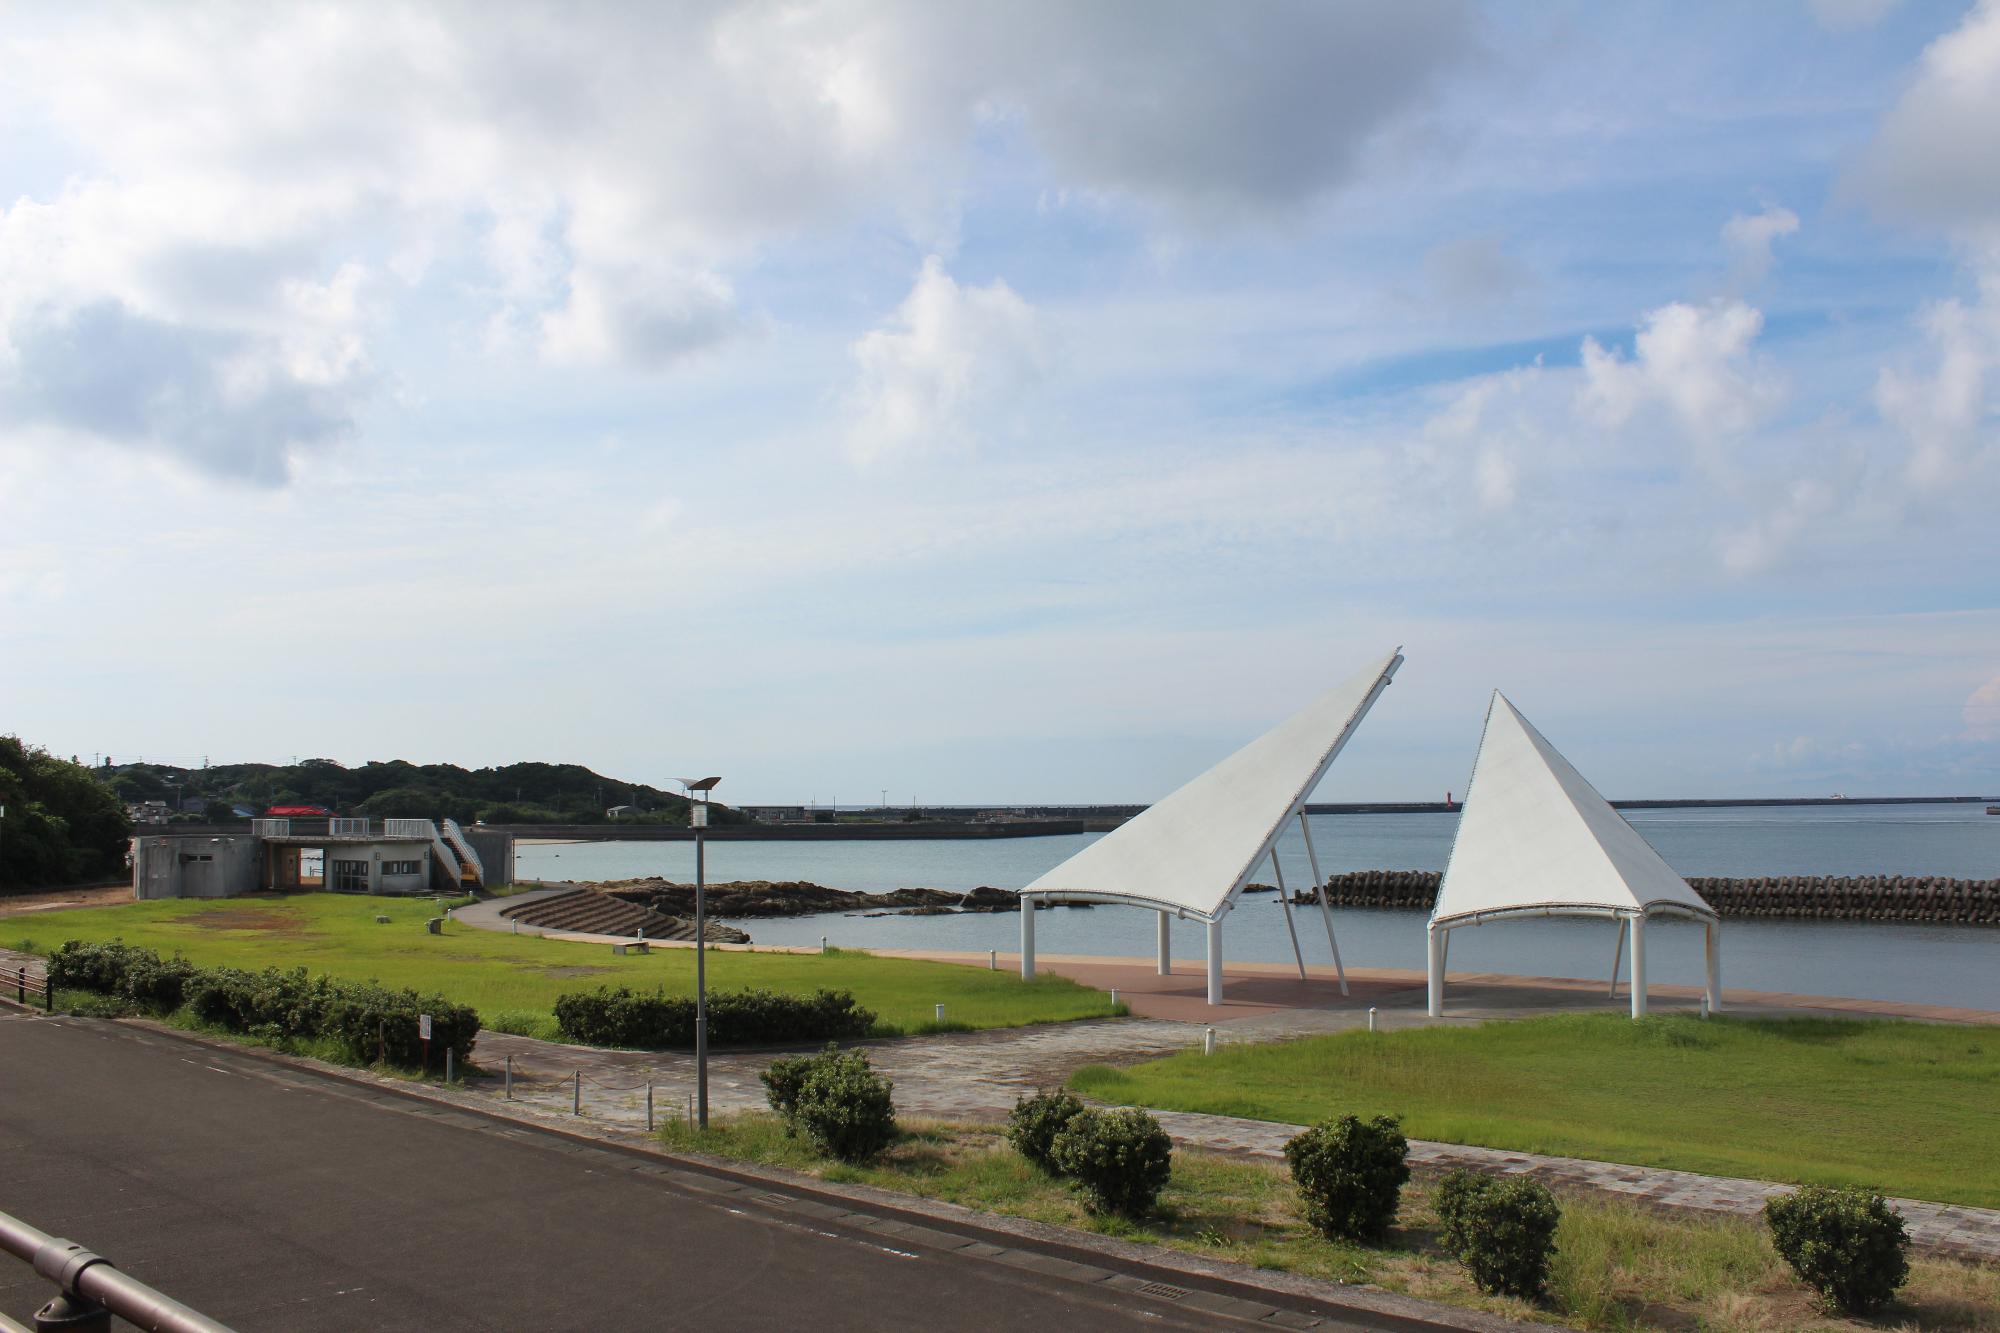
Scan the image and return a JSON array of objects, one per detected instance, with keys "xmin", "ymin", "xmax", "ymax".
[
  {"xmin": 1282, "ymin": 1114, "xmax": 1411, "ymax": 1242},
  {"xmin": 1764, "ymin": 1185, "xmax": 1909, "ymax": 1314},
  {"xmin": 1433, "ymin": 1169, "xmax": 1561, "ymax": 1300},
  {"xmin": 760, "ymin": 1048, "xmax": 828, "ymax": 1133},
  {"xmin": 1049, "ymin": 1108, "xmax": 1173, "ymax": 1216},
  {"xmin": 791, "ymin": 1048, "xmax": 897, "ymax": 1162},
  {"xmin": 1007, "ymin": 1090, "xmax": 1088, "ymax": 1174},
  {"xmin": 553, "ymin": 986, "xmax": 875, "ymax": 1048}
]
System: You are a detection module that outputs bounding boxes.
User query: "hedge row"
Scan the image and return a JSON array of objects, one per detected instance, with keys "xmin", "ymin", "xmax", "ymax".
[
  {"xmin": 48, "ymin": 940, "xmax": 478, "ymax": 1068},
  {"xmin": 553, "ymin": 985, "xmax": 875, "ymax": 1048}
]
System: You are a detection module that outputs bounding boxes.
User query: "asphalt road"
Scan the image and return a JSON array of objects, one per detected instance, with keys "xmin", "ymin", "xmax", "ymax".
[{"xmin": 0, "ymin": 1012, "xmax": 1418, "ymax": 1332}]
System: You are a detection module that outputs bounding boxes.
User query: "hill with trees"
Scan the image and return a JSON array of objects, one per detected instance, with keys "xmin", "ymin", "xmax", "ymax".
[
  {"xmin": 0, "ymin": 738, "xmax": 130, "ymax": 891},
  {"xmin": 99, "ymin": 756, "xmax": 704, "ymax": 826}
]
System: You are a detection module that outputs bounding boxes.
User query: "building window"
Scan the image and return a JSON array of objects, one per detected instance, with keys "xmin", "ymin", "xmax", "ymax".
[
  {"xmin": 382, "ymin": 860, "xmax": 422, "ymax": 876},
  {"xmin": 330, "ymin": 859, "xmax": 371, "ymax": 892}
]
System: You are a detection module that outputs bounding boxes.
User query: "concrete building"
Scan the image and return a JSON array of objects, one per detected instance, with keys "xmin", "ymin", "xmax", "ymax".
[
  {"xmin": 741, "ymin": 805, "xmax": 812, "ymax": 824},
  {"xmin": 132, "ymin": 816, "xmax": 494, "ymax": 900}
]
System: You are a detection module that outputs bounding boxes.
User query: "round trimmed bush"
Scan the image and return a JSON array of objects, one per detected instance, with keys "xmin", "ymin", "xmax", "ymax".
[
  {"xmin": 1432, "ymin": 1169, "xmax": 1560, "ymax": 1300},
  {"xmin": 1764, "ymin": 1185, "xmax": 1909, "ymax": 1314},
  {"xmin": 791, "ymin": 1048, "xmax": 898, "ymax": 1163},
  {"xmin": 1049, "ymin": 1107, "xmax": 1173, "ymax": 1216},
  {"xmin": 1007, "ymin": 1090, "xmax": 1087, "ymax": 1173},
  {"xmin": 1283, "ymin": 1114, "xmax": 1410, "ymax": 1241},
  {"xmin": 760, "ymin": 1047, "xmax": 829, "ymax": 1133}
]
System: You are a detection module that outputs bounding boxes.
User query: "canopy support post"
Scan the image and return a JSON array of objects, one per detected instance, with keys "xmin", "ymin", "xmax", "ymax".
[
  {"xmin": 1705, "ymin": 919, "xmax": 1722, "ymax": 1012},
  {"xmin": 1427, "ymin": 924, "xmax": 1445, "ymax": 1017},
  {"xmin": 1270, "ymin": 851, "xmax": 1307, "ymax": 981},
  {"xmin": 1609, "ymin": 919, "xmax": 1625, "ymax": 998},
  {"xmin": 1019, "ymin": 894, "xmax": 1035, "ymax": 980},
  {"xmin": 1628, "ymin": 911, "xmax": 1648, "ymax": 1020},
  {"xmin": 1205, "ymin": 918, "xmax": 1223, "ymax": 1006},
  {"xmin": 1299, "ymin": 810, "xmax": 1346, "ymax": 995},
  {"xmin": 1156, "ymin": 910, "xmax": 1171, "ymax": 976}
]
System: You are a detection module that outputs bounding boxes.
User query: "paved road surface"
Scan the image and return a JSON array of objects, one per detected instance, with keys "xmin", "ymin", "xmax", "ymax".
[{"xmin": 0, "ymin": 1012, "xmax": 1419, "ymax": 1332}]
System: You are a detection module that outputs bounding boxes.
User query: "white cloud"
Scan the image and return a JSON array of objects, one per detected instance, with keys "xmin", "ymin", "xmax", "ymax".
[
  {"xmin": 845, "ymin": 258, "xmax": 1044, "ymax": 464},
  {"xmin": 1721, "ymin": 206, "xmax": 1799, "ymax": 288},
  {"xmin": 1578, "ymin": 300, "xmax": 1782, "ymax": 440},
  {"xmin": 1851, "ymin": 0, "xmax": 2000, "ymax": 237},
  {"xmin": 1874, "ymin": 259, "xmax": 2000, "ymax": 492}
]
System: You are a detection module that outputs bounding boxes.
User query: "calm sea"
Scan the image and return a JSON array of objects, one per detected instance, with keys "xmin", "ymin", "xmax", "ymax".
[{"xmin": 514, "ymin": 803, "xmax": 2000, "ymax": 1009}]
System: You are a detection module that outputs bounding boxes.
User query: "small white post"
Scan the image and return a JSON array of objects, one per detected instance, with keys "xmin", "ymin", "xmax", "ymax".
[
  {"xmin": 1156, "ymin": 910, "xmax": 1171, "ymax": 976},
  {"xmin": 1205, "ymin": 918, "xmax": 1223, "ymax": 1005},
  {"xmin": 1109, "ymin": 988, "xmax": 1119, "ymax": 1008},
  {"xmin": 1019, "ymin": 895, "xmax": 1036, "ymax": 980},
  {"xmin": 1609, "ymin": 919, "xmax": 1625, "ymax": 998},
  {"xmin": 1705, "ymin": 918, "xmax": 1723, "ymax": 1013},
  {"xmin": 934, "ymin": 1003, "xmax": 944, "ymax": 1022},
  {"xmin": 1300, "ymin": 812, "xmax": 1347, "ymax": 995},
  {"xmin": 1271, "ymin": 851, "xmax": 1307, "ymax": 981},
  {"xmin": 445, "ymin": 1047, "xmax": 454, "ymax": 1084},
  {"xmin": 1629, "ymin": 912, "xmax": 1649, "ymax": 1020},
  {"xmin": 1367, "ymin": 1006, "xmax": 1377, "ymax": 1033},
  {"xmin": 988, "ymin": 949, "xmax": 996, "ymax": 970},
  {"xmin": 820, "ymin": 935, "xmax": 827, "ymax": 955},
  {"xmin": 1427, "ymin": 925, "xmax": 1446, "ymax": 1017},
  {"xmin": 1700, "ymin": 993, "xmax": 1710, "ymax": 1020},
  {"xmin": 1203, "ymin": 1026, "xmax": 1216, "ymax": 1055}
]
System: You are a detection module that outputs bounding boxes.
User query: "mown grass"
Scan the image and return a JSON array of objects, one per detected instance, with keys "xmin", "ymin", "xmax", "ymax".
[
  {"xmin": 3, "ymin": 893, "xmax": 1117, "ymax": 1039},
  {"xmin": 661, "ymin": 1113, "xmax": 2000, "ymax": 1332},
  {"xmin": 1069, "ymin": 1013, "xmax": 2000, "ymax": 1207}
]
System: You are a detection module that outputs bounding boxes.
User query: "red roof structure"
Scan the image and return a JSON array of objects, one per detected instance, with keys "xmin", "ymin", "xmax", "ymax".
[{"xmin": 263, "ymin": 804, "xmax": 334, "ymax": 817}]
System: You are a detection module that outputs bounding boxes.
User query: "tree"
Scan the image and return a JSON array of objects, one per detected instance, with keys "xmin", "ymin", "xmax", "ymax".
[{"xmin": 0, "ymin": 737, "xmax": 131, "ymax": 891}]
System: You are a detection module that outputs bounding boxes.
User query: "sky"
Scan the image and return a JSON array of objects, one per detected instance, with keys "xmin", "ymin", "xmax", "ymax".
[{"xmin": 1, "ymin": 0, "xmax": 1998, "ymax": 805}]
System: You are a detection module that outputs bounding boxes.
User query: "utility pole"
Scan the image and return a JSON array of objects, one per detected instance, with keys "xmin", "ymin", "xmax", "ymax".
[{"xmin": 678, "ymin": 775, "xmax": 721, "ymax": 1130}]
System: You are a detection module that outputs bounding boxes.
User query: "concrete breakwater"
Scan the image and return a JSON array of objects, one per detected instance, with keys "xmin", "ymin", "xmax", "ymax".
[{"xmin": 1307, "ymin": 871, "xmax": 2000, "ymax": 925}]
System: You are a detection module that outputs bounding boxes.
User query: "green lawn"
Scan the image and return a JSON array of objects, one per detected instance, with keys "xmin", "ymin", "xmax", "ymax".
[
  {"xmin": 2, "ymin": 893, "xmax": 1116, "ymax": 1038},
  {"xmin": 1071, "ymin": 1013, "xmax": 2000, "ymax": 1208}
]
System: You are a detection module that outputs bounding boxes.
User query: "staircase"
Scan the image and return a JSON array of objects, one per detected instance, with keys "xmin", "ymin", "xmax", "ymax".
[
  {"xmin": 440, "ymin": 818, "xmax": 485, "ymax": 887},
  {"xmin": 499, "ymin": 889, "xmax": 684, "ymax": 939}
]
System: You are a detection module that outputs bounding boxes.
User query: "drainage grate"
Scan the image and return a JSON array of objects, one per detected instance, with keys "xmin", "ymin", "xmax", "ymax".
[{"xmin": 1135, "ymin": 1281, "xmax": 1191, "ymax": 1301}]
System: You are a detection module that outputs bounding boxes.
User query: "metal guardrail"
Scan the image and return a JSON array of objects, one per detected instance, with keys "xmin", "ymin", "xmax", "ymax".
[
  {"xmin": 0, "ymin": 1207, "xmax": 236, "ymax": 1332},
  {"xmin": 10, "ymin": 967, "xmax": 50, "ymax": 1012}
]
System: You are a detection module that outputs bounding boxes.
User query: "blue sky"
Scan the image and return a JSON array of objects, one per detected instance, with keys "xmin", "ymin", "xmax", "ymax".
[{"xmin": 2, "ymin": 0, "xmax": 1997, "ymax": 803}]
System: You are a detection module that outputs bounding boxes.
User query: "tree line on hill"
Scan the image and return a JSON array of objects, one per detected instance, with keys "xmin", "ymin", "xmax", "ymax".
[
  {"xmin": 0, "ymin": 737, "xmax": 130, "ymax": 891},
  {"xmin": 99, "ymin": 755, "xmax": 721, "ymax": 826}
]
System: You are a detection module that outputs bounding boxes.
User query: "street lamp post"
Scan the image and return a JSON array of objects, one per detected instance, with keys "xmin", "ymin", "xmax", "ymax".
[{"xmin": 678, "ymin": 775, "xmax": 721, "ymax": 1129}]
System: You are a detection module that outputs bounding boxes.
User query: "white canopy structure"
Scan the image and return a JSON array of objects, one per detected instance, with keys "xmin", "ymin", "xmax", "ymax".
[
  {"xmin": 1019, "ymin": 648, "xmax": 1404, "ymax": 1005},
  {"xmin": 1428, "ymin": 692, "xmax": 1720, "ymax": 1020}
]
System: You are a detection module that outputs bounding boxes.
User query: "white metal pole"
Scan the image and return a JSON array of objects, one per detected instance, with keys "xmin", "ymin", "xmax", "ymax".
[
  {"xmin": 1299, "ymin": 811, "xmax": 1347, "ymax": 995},
  {"xmin": 1705, "ymin": 918, "xmax": 1723, "ymax": 1013},
  {"xmin": 1270, "ymin": 851, "xmax": 1307, "ymax": 981},
  {"xmin": 1629, "ymin": 912, "xmax": 1648, "ymax": 1020},
  {"xmin": 1205, "ymin": 917, "xmax": 1223, "ymax": 1005},
  {"xmin": 695, "ymin": 794, "xmax": 708, "ymax": 1130},
  {"xmin": 1427, "ymin": 924, "xmax": 1445, "ymax": 1017},
  {"xmin": 1156, "ymin": 910, "xmax": 1171, "ymax": 976},
  {"xmin": 1019, "ymin": 894, "xmax": 1036, "ymax": 979},
  {"xmin": 1609, "ymin": 919, "xmax": 1625, "ymax": 998}
]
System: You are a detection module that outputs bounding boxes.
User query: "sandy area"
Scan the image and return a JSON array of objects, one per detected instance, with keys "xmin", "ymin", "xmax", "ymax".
[{"xmin": 0, "ymin": 883, "xmax": 132, "ymax": 917}]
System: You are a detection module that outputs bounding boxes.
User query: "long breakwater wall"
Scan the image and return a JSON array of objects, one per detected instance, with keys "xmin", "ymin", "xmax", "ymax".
[{"xmin": 1309, "ymin": 871, "xmax": 2000, "ymax": 925}]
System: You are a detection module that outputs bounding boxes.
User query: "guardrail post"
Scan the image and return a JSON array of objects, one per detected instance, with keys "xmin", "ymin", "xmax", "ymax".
[
  {"xmin": 505, "ymin": 1055, "xmax": 513, "ymax": 1100},
  {"xmin": 35, "ymin": 1288, "xmax": 113, "ymax": 1332},
  {"xmin": 573, "ymin": 1071, "xmax": 581, "ymax": 1116},
  {"xmin": 16, "ymin": 967, "xmax": 22, "ymax": 1003},
  {"xmin": 647, "ymin": 1083, "xmax": 654, "ymax": 1133},
  {"xmin": 445, "ymin": 1048, "xmax": 454, "ymax": 1084}
]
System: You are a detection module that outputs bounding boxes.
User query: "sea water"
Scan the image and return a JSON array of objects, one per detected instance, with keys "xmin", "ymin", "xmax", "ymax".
[{"xmin": 514, "ymin": 803, "xmax": 2000, "ymax": 1008}]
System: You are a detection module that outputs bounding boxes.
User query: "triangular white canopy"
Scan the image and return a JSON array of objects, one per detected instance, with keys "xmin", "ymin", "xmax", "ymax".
[
  {"xmin": 1431, "ymin": 693, "xmax": 1716, "ymax": 928},
  {"xmin": 1022, "ymin": 648, "xmax": 1403, "ymax": 923},
  {"xmin": 1427, "ymin": 692, "xmax": 1720, "ymax": 1020}
]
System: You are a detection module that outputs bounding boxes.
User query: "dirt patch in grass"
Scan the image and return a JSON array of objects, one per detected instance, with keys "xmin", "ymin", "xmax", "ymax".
[
  {"xmin": 533, "ymin": 965, "xmax": 615, "ymax": 979},
  {"xmin": 0, "ymin": 885, "xmax": 133, "ymax": 918},
  {"xmin": 180, "ymin": 908, "xmax": 311, "ymax": 935}
]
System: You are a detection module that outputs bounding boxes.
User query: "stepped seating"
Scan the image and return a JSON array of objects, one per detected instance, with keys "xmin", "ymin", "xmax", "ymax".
[{"xmin": 499, "ymin": 889, "xmax": 684, "ymax": 939}]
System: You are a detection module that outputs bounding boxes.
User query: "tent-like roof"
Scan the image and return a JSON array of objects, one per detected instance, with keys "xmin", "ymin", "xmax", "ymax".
[
  {"xmin": 1019, "ymin": 648, "xmax": 1403, "ymax": 922},
  {"xmin": 1431, "ymin": 693, "xmax": 1715, "ymax": 929}
]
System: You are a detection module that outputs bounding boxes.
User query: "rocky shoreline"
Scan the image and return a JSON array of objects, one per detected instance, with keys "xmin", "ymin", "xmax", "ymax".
[{"xmin": 599, "ymin": 878, "xmax": 1028, "ymax": 920}]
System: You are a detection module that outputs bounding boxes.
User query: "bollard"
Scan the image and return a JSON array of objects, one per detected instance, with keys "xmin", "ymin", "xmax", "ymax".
[
  {"xmin": 1203, "ymin": 1026, "xmax": 1216, "ymax": 1056},
  {"xmin": 505, "ymin": 1055, "xmax": 513, "ymax": 1100},
  {"xmin": 934, "ymin": 1003, "xmax": 945, "ymax": 1022},
  {"xmin": 988, "ymin": 949, "xmax": 996, "ymax": 970},
  {"xmin": 15, "ymin": 966, "xmax": 22, "ymax": 1003},
  {"xmin": 573, "ymin": 1070, "xmax": 581, "ymax": 1116},
  {"xmin": 647, "ymin": 1082, "xmax": 655, "ymax": 1133},
  {"xmin": 1109, "ymin": 988, "xmax": 1119, "ymax": 1008},
  {"xmin": 1701, "ymin": 993, "xmax": 1711, "ymax": 1021},
  {"xmin": 512, "ymin": 920, "xmax": 518, "ymax": 934},
  {"xmin": 820, "ymin": 936, "xmax": 828, "ymax": 955},
  {"xmin": 1368, "ymin": 1006, "xmax": 1377, "ymax": 1034},
  {"xmin": 446, "ymin": 1047, "xmax": 454, "ymax": 1084}
]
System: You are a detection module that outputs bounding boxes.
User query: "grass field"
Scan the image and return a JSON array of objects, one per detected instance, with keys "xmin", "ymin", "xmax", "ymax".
[
  {"xmin": 1070, "ymin": 1013, "xmax": 2000, "ymax": 1207},
  {"xmin": 1, "ymin": 893, "xmax": 1117, "ymax": 1038},
  {"xmin": 664, "ymin": 1114, "xmax": 2000, "ymax": 1332}
]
